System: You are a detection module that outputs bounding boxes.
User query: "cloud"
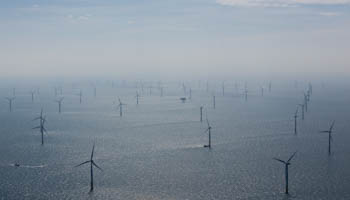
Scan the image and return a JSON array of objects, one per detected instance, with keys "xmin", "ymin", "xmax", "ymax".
[{"xmin": 216, "ymin": 0, "xmax": 350, "ymax": 7}]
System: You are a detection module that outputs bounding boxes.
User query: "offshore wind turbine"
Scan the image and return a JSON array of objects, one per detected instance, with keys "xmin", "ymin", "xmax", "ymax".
[
  {"xmin": 135, "ymin": 92, "xmax": 140, "ymax": 105},
  {"xmin": 116, "ymin": 98, "xmax": 126, "ymax": 117},
  {"xmin": 30, "ymin": 90, "xmax": 35, "ymax": 102},
  {"xmin": 273, "ymin": 151, "xmax": 297, "ymax": 195},
  {"xmin": 203, "ymin": 118, "xmax": 212, "ymax": 148},
  {"xmin": 320, "ymin": 121, "xmax": 335, "ymax": 155},
  {"xmin": 55, "ymin": 97, "xmax": 64, "ymax": 114},
  {"xmin": 75, "ymin": 143, "xmax": 103, "ymax": 192},
  {"xmin": 293, "ymin": 107, "xmax": 299, "ymax": 135},
  {"xmin": 261, "ymin": 86, "xmax": 264, "ymax": 97},
  {"xmin": 77, "ymin": 90, "xmax": 83, "ymax": 104},
  {"xmin": 200, "ymin": 106, "xmax": 203, "ymax": 122},
  {"xmin": 33, "ymin": 109, "xmax": 47, "ymax": 145},
  {"xmin": 303, "ymin": 93, "xmax": 308, "ymax": 112},
  {"xmin": 5, "ymin": 97, "xmax": 15, "ymax": 112}
]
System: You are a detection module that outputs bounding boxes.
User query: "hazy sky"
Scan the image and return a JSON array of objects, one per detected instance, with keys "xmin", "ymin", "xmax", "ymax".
[{"xmin": 0, "ymin": 0, "xmax": 349, "ymax": 79}]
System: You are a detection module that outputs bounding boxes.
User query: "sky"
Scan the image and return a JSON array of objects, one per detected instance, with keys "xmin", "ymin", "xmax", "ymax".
[{"xmin": 0, "ymin": 0, "xmax": 349, "ymax": 79}]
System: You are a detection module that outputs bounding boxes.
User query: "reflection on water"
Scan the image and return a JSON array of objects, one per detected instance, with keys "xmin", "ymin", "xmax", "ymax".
[{"xmin": 0, "ymin": 82, "xmax": 350, "ymax": 199}]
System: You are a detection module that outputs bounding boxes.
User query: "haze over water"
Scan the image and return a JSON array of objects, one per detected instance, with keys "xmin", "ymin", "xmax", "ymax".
[{"xmin": 0, "ymin": 79, "xmax": 350, "ymax": 199}]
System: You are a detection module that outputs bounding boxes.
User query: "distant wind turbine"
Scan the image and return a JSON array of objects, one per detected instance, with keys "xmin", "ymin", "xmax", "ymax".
[
  {"xmin": 203, "ymin": 118, "xmax": 212, "ymax": 148},
  {"xmin": 244, "ymin": 89, "xmax": 248, "ymax": 102},
  {"xmin": 116, "ymin": 98, "xmax": 126, "ymax": 117},
  {"xmin": 30, "ymin": 90, "xmax": 35, "ymax": 102},
  {"xmin": 135, "ymin": 92, "xmax": 140, "ymax": 105},
  {"xmin": 320, "ymin": 121, "xmax": 335, "ymax": 155},
  {"xmin": 261, "ymin": 86, "xmax": 264, "ymax": 97},
  {"xmin": 33, "ymin": 109, "xmax": 47, "ymax": 145},
  {"xmin": 273, "ymin": 151, "xmax": 297, "ymax": 195},
  {"xmin": 75, "ymin": 143, "xmax": 103, "ymax": 192},
  {"xmin": 77, "ymin": 90, "xmax": 83, "ymax": 104},
  {"xmin": 303, "ymin": 93, "xmax": 308, "ymax": 112},
  {"xmin": 55, "ymin": 97, "xmax": 64, "ymax": 113},
  {"xmin": 293, "ymin": 107, "xmax": 299, "ymax": 135},
  {"xmin": 5, "ymin": 97, "xmax": 15, "ymax": 112},
  {"xmin": 200, "ymin": 106, "xmax": 203, "ymax": 122}
]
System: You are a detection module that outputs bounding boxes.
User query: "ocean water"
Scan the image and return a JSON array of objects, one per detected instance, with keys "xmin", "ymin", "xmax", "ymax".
[{"xmin": 0, "ymin": 81, "xmax": 350, "ymax": 199}]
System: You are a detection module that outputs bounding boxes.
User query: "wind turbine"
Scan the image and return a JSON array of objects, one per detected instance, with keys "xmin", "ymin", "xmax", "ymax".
[
  {"xmin": 293, "ymin": 107, "xmax": 299, "ymax": 135},
  {"xmin": 261, "ymin": 86, "xmax": 264, "ymax": 97},
  {"xmin": 55, "ymin": 97, "xmax": 64, "ymax": 114},
  {"xmin": 203, "ymin": 118, "xmax": 212, "ymax": 148},
  {"xmin": 33, "ymin": 109, "xmax": 47, "ymax": 145},
  {"xmin": 75, "ymin": 143, "xmax": 103, "ymax": 192},
  {"xmin": 77, "ymin": 90, "xmax": 83, "ymax": 104},
  {"xmin": 5, "ymin": 97, "xmax": 15, "ymax": 112},
  {"xmin": 116, "ymin": 98, "xmax": 126, "ymax": 117},
  {"xmin": 303, "ymin": 93, "xmax": 308, "ymax": 112},
  {"xmin": 30, "ymin": 90, "xmax": 35, "ymax": 102},
  {"xmin": 244, "ymin": 89, "xmax": 248, "ymax": 102},
  {"xmin": 135, "ymin": 92, "xmax": 140, "ymax": 105},
  {"xmin": 273, "ymin": 151, "xmax": 297, "ymax": 195},
  {"xmin": 320, "ymin": 121, "xmax": 335, "ymax": 155},
  {"xmin": 200, "ymin": 106, "xmax": 203, "ymax": 122}
]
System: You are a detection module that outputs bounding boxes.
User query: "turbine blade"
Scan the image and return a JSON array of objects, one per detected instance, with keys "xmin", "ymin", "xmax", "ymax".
[
  {"xmin": 32, "ymin": 126, "xmax": 41, "ymax": 129},
  {"xmin": 74, "ymin": 160, "xmax": 90, "ymax": 167},
  {"xmin": 330, "ymin": 121, "xmax": 335, "ymax": 132},
  {"xmin": 287, "ymin": 151, "xmax": 297, "ymax": 163},
  {"xmin": 92, "ymin": 161, "xmax": 103, "ymax": 171},
  {"xmin": 91, "ymin": 143, "xmax": 95, "ymax": 160},
  {"xmin": 273, "ymin": 158, "xmax": 286, "ymax": 164}
]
